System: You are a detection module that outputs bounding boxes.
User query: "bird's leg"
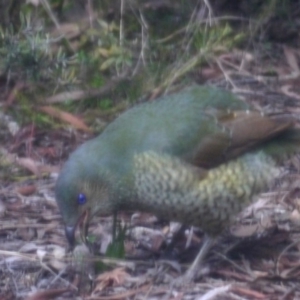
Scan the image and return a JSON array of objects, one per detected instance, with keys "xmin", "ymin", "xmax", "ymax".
[{"xmin": 179, "ymin": 235, "xmax": 216, "ymax": 283}]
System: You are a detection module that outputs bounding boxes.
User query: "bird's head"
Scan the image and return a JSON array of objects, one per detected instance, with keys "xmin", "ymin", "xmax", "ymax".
[{"xmin": 55, "ymin": 144, "xmax": 115, "ymax": 248}]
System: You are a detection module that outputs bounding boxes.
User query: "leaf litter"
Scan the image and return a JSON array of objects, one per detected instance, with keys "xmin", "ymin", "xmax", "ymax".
[{"xmin": 2, "ymin": 50, "xmax": 300, "ymax": 298}]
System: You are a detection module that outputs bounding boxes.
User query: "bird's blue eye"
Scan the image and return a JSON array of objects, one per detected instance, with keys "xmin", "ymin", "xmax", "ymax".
[{"xmin": 77, "ymin": 193, "xmax": 87, "ymax": 205}]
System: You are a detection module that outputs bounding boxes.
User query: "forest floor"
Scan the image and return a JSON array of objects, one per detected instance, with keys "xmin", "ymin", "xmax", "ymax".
[{"xmin": 2, "ymin": 31, "xmax": 300, "ymax": 300}]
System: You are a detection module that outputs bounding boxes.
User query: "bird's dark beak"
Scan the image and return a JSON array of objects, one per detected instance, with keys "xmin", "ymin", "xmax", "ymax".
[
  {"xmin": 79, "ymin": 210, "xmax": 90, "ymax": 245},
  {"xmin": 65, "ymin": 225, "xmax": 76, "ymax": 249},
  {"xmin": 64, "ymin": 210, "xmax": 90, "ymax": 250}
]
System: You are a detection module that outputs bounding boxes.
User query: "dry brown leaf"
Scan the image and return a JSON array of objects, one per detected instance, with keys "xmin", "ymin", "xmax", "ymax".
[
  {"xmin": 283, "ymin": 46, "xmax": 300, "ymax": 74},
  {"xmin": 90, "ymin": 283, "xmax": 152, "ymax": 300},
  {"xmin": 231, "ymin": 286, "xmax": 267, "ymax": 299},
  {"xmin": 200, "ymin": 66, "xmax": 222, "ymax": 81},
  {"xmin": 17, "ymin": 157, "xmax": 41, "ymax": 175},
  {"xmin": 231, "ymin": 223, "xmax": 259, "ymax": 237},
  {"xmin": 13, "ymin": 157, "xmax": 56, "ymax": 176},
  {"xmin": 93, "ymin": 268, "xmax": 130, "ymax": 293},
  {"xmin": 39, "ymin": 106, "xmax": 92, "ymax": 133},
  {"xmin": 289, "ymin": 209, "xmax": 300, "ymax": 226},
  {"xmin": 17, "ymin": 185, "xmax": 37, "ymax": 196},
  {"xmin": 25, "ymin": 288, "xmax": 69, "ymax": 300}
]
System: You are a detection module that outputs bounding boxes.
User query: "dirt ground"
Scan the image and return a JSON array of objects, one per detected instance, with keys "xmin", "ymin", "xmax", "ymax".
[{"xmin": 2, "ymin": 50, "xmax": 300, "ymax": 299}]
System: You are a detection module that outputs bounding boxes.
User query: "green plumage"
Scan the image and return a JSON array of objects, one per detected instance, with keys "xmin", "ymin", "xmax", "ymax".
[
  {"xmin": 55, "ymin": 85, "xmax": 300, "ymax": 247},
  {"xmin": 133, "ymin": 151, "xmax": 278, "ymax": 236}
]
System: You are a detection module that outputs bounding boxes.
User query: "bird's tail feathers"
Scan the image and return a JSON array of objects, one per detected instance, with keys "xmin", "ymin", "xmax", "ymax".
[{"xmin": 261, "ymin": 128, "xmax": 300, "ymax": 161}]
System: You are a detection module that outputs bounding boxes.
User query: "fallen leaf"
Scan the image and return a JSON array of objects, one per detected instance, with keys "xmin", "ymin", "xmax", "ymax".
[
  {"xmin": 93, "ymin": 268, "xmax": 130, "ymax": 293},
  {"xmin": 231, "ymin": 223, "xmax": 259, "ymax": 237},
  {"xmin": 283, "ymin": 46, "xmax": 300, "ymax": 73},
  {"xmin": 16, "ymin": 157, "xmax": 41, "ymax": 175},
  {"xmin": 290, "ymin": 209, "xmax": 300, "ymax": 226},
  {"xmin": 39, "ymin": 106, "xmax": 92, "ymax": 133},
  {"xmin": 25, "ymin": 288, "xmax": 69, "ymax": 300},
  {"xmin": 17, "ymin": 185, "xmax": 36, "ymax": 196}
]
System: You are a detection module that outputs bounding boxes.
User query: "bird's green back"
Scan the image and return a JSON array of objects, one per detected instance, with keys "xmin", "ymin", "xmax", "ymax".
[
  {"xmin": 86, "ymin": 85, "xmax": 249, "ymax": 177},
  {"xmin": 55, "ymin": 84, "xmax": 299, "ymax": 237}
]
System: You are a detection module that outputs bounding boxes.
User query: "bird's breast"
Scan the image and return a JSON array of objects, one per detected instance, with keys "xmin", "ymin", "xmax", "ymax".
[{"xmin": 132, "ymin": 151, "xmax": 280, "ymax": 236}]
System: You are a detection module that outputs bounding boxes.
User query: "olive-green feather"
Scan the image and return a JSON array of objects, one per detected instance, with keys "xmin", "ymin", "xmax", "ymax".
[{"xmin": 55, "ymin": 84, "xmax": 300, "ymax": 244}]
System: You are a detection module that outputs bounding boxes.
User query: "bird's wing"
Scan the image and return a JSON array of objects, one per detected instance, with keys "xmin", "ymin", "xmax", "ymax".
[{"xmin": 191, "ymin": 110, "xmax": 294, "ymax": 168}]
